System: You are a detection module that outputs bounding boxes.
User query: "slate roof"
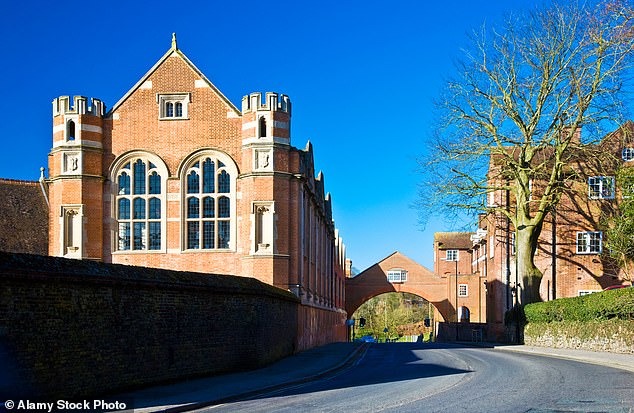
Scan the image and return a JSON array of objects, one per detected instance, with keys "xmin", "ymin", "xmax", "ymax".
[
  {"xmin": 0, "ymin": 179, "xmax": 48, "ymax": 255},
  {"xmin": 434, "ymin": 232, "xmax": 473, "ymax": 250}
]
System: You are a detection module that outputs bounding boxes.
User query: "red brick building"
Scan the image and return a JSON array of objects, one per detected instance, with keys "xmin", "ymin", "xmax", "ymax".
[
  {"xmin": 433, "ymin": 233, "xmax": 487, "ymax": 323},
  {"xmin": 435, "ymin": 124, "xmax": 634, "ymax": 339},
  {"xmin": 45, "ymin": 35, "xmax": 347, "ymax": 318}
]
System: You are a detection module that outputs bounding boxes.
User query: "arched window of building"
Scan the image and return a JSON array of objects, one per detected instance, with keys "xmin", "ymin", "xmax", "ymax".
[
  {"xmin": 181, "ymin": 151, "xmax": 237, "ymax": 251},
  {"xmin": 67, "ymin": 120, "xmax": 76, "ymax": 141},
  {"xmin": 259, "ymin": 116, "xmax": 267, "ymax": 138},
  {"xmin": 112, "ymin": 154, "xmax": 167, "ymax": 252}
]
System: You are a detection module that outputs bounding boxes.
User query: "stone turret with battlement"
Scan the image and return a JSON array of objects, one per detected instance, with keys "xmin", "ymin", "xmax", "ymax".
[
  {"xmin": 47, "ymin": 95, "xmax": 106, "ymax": 260},
  {"xmin": 53, "ymin": 96, "xmax": 105, "ymax": 117},
  {"xmin": 241, "ymin": 92, "xmax": 291, "ymax": 146}
]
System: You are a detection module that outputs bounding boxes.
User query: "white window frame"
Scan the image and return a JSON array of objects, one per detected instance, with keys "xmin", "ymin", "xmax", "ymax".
[
  {"xmin": 578, "ymin": 290, "xmax": 601, "ymax": 297},
  {"xmin": 387, "ymin": 269, "xmax": 408, "ymax": 283},
  {"xmin": 158, "ymin": 93, "xmax": 190, "ymax": 120},
  {"xmin": 458, "ymin": 284, "xmax": 468, "ymax": 297},
  {"xmin": 622, "ymin": 147, "xmax": 634, "ymax": 162},
  {"xmin": 180, "ymin": 150, "xmax": 238, "ymax": 252},
  {"xmin": 588, "ymin": 176, "xmax": 615, "ymax": 200},
  {"xmin": 576, "ymin": 231, "xmax": 602, "ymax": 254},
  {"xmin": 446, "ymin": 249, "xmax": 458, "ymax": 261},
  {"xmin": 110, "ymin": 152, "xmax": 168, "ymax": 253}
]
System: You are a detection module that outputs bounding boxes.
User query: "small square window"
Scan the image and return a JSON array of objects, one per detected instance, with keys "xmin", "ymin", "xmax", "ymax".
[
  {"xmin": 458, "ymin": 284, "xmax": 468, "ymax": 297},
  {"xmin": 588, "ymin": 176, "xmax": 615, "ymax": 199},
  {"xmin": 576, "ymin": 231, "xmax": 602, "ymax": 254},
  {"xmin": 622, "ymin": 147, "xmax": 634, "ymax": 162},
  {"xmin": 158, "ymin": 94, "xmax": 189, "ymax": 120},
  {"xmin": 446, "ymin": 249, "xmax": 458, "ymax": 261}
]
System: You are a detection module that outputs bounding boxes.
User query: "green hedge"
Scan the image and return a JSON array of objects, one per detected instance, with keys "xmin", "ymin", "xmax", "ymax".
[{"xmin": 523, "ymin": 288, "xmax": 634, "ymax": 323}]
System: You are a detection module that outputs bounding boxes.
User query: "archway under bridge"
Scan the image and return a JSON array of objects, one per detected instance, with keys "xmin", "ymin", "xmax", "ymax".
[{"xmin": 345, "ymin": 251, "xmax": 453, "ymax": 322}]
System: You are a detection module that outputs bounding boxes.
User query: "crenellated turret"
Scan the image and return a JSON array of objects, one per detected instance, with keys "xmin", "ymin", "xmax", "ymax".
[
  {"xmin": 53, "ymin": 96, "xmax": 105, "ymax": 117},
  {"xmin": 48, "ymin": 95, "xmax": 106, "ymax": 260},
  {"xmin": 241, "ymin": 92, "xmax": 291, "ymax": 145},
  {"xmin": 241, "ymin": 92, "xmax": 291, "ymax": 114},
  {"xmin": 52, "ymin": 96, "xmax": 105, "ymax": 148}
]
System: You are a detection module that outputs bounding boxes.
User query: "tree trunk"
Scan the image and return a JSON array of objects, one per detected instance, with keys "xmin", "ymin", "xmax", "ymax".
[{"xmin": 516, "ymin": 224, "xmax": 543, "ymax": 303}]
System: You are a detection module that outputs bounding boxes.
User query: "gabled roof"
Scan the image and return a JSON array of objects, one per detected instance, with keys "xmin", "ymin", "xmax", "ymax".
[
  {"xmin": 107, "ymin": 33, "xmax": 240, "ymax": 116},
  {"xmin": 434, "ymin": 232, "xmax": 473, "ymax": 250},
  {"xmin": 352, "ymin": 251, "xmax": 436, "ymax": 279},
  {"xmin": 0, "ymin": 179, "xmax": 48, "ymax": 255}
]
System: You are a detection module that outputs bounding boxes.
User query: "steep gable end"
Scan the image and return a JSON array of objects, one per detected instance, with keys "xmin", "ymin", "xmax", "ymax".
[{"xmin": 107, "ymin": 35, "xmax": 240, "ymax": 116}]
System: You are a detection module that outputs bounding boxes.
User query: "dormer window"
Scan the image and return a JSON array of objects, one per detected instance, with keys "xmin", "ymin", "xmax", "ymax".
[{"xmin": 158, "ymin": 94, "xmax": 189, "ymax": 120}]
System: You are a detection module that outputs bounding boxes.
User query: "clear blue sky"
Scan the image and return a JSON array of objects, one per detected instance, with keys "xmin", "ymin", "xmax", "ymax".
[{"xmin": 0, "ymin": 0, "xmax": 534, "ymax": 272}]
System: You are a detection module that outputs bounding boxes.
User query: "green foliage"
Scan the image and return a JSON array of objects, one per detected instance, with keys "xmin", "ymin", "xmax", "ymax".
[
  {"xmin": 352, "ymin": 292, "xmax": 432, "ymax": 341},
  {"xmin": 523, "ymin": 288, "xmax": 634, "ymax": 323},
  {"xmin": 602, "ymin": 166, "xmax": 634, "ymax": 281}
]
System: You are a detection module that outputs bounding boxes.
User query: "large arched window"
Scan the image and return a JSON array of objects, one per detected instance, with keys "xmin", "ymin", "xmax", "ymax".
[
  {"xmin": 181, "ymin": 151, "xmax": 237, "ymax": 251},
  {"xmin": 112, "ymin": 154, "xmax": 167, "ymax": 252}
]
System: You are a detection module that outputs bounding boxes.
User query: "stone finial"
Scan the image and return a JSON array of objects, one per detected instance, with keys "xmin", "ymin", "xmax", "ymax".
[
  {"xmin": 39, "ymin": 167, "xmax": 46, "ymax": 181},
  {"xmin": 171, "ymin": 33, "xmax": 177, "ymax": 50}
]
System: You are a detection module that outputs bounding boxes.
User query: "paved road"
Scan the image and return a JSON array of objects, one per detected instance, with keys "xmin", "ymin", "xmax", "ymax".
[{"xmin": 196, "ymin": 343, "xmax": 634, "ymax": 413}]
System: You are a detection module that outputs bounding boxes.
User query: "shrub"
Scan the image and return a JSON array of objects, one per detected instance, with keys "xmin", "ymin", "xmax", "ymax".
[{"xmin": 523, "ymin": 288, "xmax": 634, "ymax": 323}]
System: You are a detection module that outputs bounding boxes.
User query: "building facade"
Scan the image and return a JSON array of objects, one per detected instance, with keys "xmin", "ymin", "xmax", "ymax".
[
  {"xmin": 46, "ymin": 35, "xmax": 347, "ymax": 312},
  {"xmin": 433, "ymin": 233, "xmax": 487, "ymax": 324},
  {"xmin": 434, "ymin": 124, "xmax": 634, "ymax": 339}
]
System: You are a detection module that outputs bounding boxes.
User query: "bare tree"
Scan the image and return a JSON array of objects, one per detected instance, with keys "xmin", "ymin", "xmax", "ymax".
[{"xmin": 420, "ymin": 0, "xmax": 634, "ymax": 303}]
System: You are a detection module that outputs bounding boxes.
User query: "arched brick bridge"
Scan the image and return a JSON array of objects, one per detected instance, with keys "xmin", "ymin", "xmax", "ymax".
[{"xmin": 345, "ymin": 252, "xmax": 452, "ymax": 321}]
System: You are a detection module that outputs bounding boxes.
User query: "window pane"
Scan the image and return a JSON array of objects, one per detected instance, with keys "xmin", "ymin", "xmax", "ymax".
[
  {"xmin": 202, "ymin": 158, "xmax": 215, "ymax": 193},
  {"xmin": 590, "ymin": 233, "xmax": 601, "ymax": 253},
  {"xmin": 133, "ymin": 222, "xmax": 146, "ymax": 250},
  {"xmin": 218, "ymin": 196, "xmax": 230, "ymax": 218},
  {"xmin": 166, "ymin": 102, "xmax": 174, "ymax": 117},
  {"xmin": 118, "ymin": 172, "xmax": 130, "ymax": 195},
  {"xmin": 149, "ymin": 197, "xmax": 161, "ymax": 219},
  {"xmin": 187, "ymin": 197, "xmax": 199, "ymax": 218},
  {"xmin": 134, "ymin": 198, "xmax": 146, "ymax": 219},
  {"xmin": 187, "ymin": 221, "xmax": 199, "ymax": 249},
  {"xmin": 133, "ymin": 160, "xmax": 146, "ymax": 194},
  {"xmin": 149, "ymin": 172, "xmax": 161, "ymax": 194},
  {"xmin": 601, "ymin": 178, "xmax": 614, "ymax": 198},
  {"xmin": 218, "ymin": 221, "xmax": 230, "ymax": 248},
  {"xmin": 187, "ymin": 171, "xmax": 200, "ymax": 194},
  {"xmin": 203, "ymin": 197, "xmax": 214, "ymax": 218},
  {"xmin": 118, "ymin": 223, "xmax": 130, "ymax": 251},
  {"xmin": 218, "ymin": 170, "xmax": 230, "ymax": 193},
  {"xmin": 118, "ymin": 198, "xmax": 130, "ymax": 220},
  {"xmin": 203, "ymin": 221, "xmax": 215, "ymax": 249},
  {"xmin": 176, "ymin": 102, "xmax": 183, "ymax": 117},
  {"xmin": 149, "ymin": 222, "xmax": 161, "ymax": 250},
  {"xmin": 577, "ymin": 233, "xmax": 587, "ymax": 253}
]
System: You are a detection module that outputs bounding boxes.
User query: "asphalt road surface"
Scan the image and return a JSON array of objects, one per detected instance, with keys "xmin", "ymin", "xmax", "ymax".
[{"xmin": 197, "ymin": 342, "xmax": 634, "ymax": 413}]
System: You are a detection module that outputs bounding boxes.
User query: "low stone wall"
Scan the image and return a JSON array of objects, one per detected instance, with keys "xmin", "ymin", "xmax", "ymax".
[
  {"xmin": 0, "ymin": 252, "xmax": 306, "ymax": 399},
  {"xmin": 436, "ymin": 322, "xmax": 488, "ymax": 342},
  {"xmin": 524, "ymin": 320, "xmax": 634, "ymax": 354}
]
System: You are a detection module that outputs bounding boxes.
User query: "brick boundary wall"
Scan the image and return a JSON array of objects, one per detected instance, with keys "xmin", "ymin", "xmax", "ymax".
[{"xmin": 0, "ymin": 252, "xmax": 303, "ymax": 399}]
